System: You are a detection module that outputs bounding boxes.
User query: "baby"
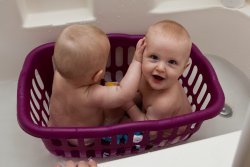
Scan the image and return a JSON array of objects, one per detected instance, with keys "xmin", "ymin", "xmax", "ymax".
[
  {"xmin": 124, "ymin": 20, "xmax": 192, "ymax": 136},
  {"xmin": 54, "ymin": 160, "xmax": 97, "ymax": 167},
  {"xmin": 48, "ymin": 24, "xmax": 145, "ymax": 131}
]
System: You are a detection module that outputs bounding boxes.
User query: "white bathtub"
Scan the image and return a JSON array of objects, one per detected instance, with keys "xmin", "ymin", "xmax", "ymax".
[{"xmin": 1, "ymin": 1, "xmax": 250, "ymax": 167}]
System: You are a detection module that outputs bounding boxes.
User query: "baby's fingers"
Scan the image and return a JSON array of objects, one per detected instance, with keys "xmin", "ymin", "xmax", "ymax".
[
  {"xmin": 136, "ymin": 38, "xmax": 146, "ymax": 54},
  {"xmin": 77, "ymin": 161, "xmax": 89, "ymax": 167},
  {"xmin": 65, "ymin": 161, "xmax": 76, "ymax": 167},
  {"xmin": 136, "ymin": 37, "xmax": 146, "ymax": 48},
  {"xmin": 134, "ymin": 37, "xmax": 146, "ymax": 62},
  {"xmin": 88, "ymin": 159, "xmax": 98, "ymax": 167}
]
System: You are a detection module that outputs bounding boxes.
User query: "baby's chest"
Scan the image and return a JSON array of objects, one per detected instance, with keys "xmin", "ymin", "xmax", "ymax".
[
  {"xmin": 142, "ymin": 92, "xmax": 178, "ymax": 116},
  {"xmin": 142, "ymin": 93, "xmax": 163, "ymax": 112}
]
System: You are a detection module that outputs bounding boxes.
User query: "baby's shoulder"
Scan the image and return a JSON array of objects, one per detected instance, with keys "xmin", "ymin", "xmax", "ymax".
[
  {"xmin": 150, "ymin": 93, "xmax": 172, "ymax": 109},
  {"xmin": 153, "ymin": 89, "xmax": 181, "ymax": 107}
]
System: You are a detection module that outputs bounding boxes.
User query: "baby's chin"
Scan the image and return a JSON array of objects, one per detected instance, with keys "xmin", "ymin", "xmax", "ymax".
[{"xmin": 148, "ymin": 82, "xmax": 167, "ymax": 91}]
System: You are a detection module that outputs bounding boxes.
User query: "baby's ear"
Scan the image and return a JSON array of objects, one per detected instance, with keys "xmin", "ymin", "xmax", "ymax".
[
  {"xmin": 184, "ymin": 62, "xmax": 190, "ymax": 70},
  {"xmin": 92, "ymin": 70, "xmax": 103, "ymax": 83}
]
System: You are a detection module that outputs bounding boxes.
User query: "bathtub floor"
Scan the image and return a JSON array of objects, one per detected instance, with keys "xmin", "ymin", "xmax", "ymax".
[
  {"xmin": 189, "ymin": 54, "xmax": 250, "ymax": 142},
  {"xmin": 0, "ymin": 80, "xmax": 62, "ymax": 166},
  {"xmin": 1, "ymin": 53, "xmax": 249, "ymax": 166}
]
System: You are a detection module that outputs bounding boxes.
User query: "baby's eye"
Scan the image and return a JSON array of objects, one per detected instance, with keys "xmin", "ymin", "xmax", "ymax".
[
  {"xmin": 149, "ymin": 55, "xmax": 158, "ymax": 60},
  {"xmin": 168, "ymin": 59, "xmax": 177, "ymax": 65}
]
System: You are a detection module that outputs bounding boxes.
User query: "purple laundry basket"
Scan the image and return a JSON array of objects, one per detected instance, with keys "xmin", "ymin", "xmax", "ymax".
[{"xmin": 17, "ymin": 34, "xmax": 225, "ymax": 158}]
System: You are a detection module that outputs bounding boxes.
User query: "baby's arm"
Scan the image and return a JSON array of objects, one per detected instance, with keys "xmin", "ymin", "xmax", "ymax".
[
  {"xmin": 89, "ymin": 38, "xmax": 145, "ymax": 109},
  {"xmin": 123, "ymin": 101, "xmax": 147, "ymax": 121}
]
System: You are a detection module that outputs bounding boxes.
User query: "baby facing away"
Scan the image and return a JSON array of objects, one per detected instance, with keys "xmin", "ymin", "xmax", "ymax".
[
  {"xmin": 123, "ymin": 20, "xmax": 192, "ymax": 135},
  {"xmin": 48, "ymin": 24, "xmax": 145, "ymax": 129}
]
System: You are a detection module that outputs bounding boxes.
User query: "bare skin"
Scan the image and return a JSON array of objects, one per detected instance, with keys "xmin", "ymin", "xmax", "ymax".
[
  {"xmin": 124, "ymin": 20, "xmax": 192, "ymax": 135},
  {"xmin": 48, "ymin": 30, "xmax": 146, "ymax": 129},
  {"xmin": 54, "ymin": 160, "xmax": 97, "ymax": 167}
]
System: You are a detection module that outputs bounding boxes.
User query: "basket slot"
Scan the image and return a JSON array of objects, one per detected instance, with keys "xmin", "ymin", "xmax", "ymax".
[
  {"xmin": 29, "ymin": 68, "xmax": 50, "ymax": 127},
  {"xmin": 200, "ymin": 93, "xmax": 211, "ymax": 110},
  {"xmin": 188, "ymin": 65, "xmax": 198, "ymax": 86},
  {"xmin": 192, "ymin": 74, "xmax": 203, "ymax": 95},
  {"xmin": 41, "ymin": 121, "xmax": 204, "ymax": 158},
  {"xmin": 185, "ymin": 69, "xmax": 212, "ymax": 111}
]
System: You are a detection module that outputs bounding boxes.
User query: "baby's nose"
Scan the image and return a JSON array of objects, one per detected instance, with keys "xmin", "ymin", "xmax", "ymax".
[{"xmin": 155, "ymin": 62, "xmax": 165, "ymax": 72}]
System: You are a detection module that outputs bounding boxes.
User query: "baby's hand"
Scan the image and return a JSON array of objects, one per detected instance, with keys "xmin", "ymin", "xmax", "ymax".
[
  {"xmin": 55, "ymin": 159, "xmax": 97, "ymax": 167},
  {"xmin": 134, "ymin": 37, "xmax": 146, "ymax": 63},
  {"xmin": 122, "ymin": 100, "xmax": 136, "ymax": 112}
]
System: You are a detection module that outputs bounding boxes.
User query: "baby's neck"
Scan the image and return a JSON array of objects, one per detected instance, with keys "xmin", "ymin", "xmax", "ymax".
[{"xmin": 55, "ymin": 71, "xmax": 92, "ymax": 89}]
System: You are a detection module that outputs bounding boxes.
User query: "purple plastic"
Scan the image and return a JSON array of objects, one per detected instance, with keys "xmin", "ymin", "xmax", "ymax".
[{"xmin": 17, "ymin": 34, "xmax": 225, "ymax": 158}]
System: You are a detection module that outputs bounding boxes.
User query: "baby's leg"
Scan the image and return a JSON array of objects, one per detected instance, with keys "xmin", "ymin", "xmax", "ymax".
[
  {"xmin": 103, "ymin": 108, "xmax": 126, "ymax": 125},
  {"xmin": 67, "ymin": 138, "xmax": 94, "ymax": 147}
]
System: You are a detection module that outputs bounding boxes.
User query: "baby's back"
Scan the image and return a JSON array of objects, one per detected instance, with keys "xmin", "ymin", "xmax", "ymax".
[{"xmin": 48, "ymin": 72, "xmax": 104, "ymax": 128}]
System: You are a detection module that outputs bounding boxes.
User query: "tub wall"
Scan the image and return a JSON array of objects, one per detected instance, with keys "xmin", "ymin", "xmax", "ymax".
[{"xmin": 1, "ymin": 0, "xmax": 250, "ymax": 82}]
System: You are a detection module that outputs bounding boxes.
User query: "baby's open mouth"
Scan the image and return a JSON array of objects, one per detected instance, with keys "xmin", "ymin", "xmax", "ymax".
[{"xmin": 153, "ymin": 75, "xmax": 164, "ymax": 81}]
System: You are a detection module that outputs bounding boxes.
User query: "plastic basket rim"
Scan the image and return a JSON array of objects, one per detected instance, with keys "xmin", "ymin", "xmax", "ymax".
[{"xmin": 17, "ymin": 33, "xmax": 225, "ymax": 139}]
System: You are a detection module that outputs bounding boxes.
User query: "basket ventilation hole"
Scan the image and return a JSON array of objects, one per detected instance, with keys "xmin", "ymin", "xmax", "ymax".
[
  {"xmin": 30, "ymin": 89, "xmax": 40, "ymax": 110},
  {"xmin": 193, "ymin": 74, "xmax": 203, "ymax": 95},
  {"xmin": 35, "ymin": 69, "xmax": 44, "ymax": 90},
  {"xmin": 101, "ymin": 137, "xmax": 112, "ymax": 145},
  {"xmin": 182, "ymin": 58, "xmax": 192, "ymax": 78},
  {"xmin": 170, "ymin": 136, "xmax": 181, "ymax": 144},
  {"xmin": 86, "ymin": 150, "xmax": 96, "ymax": 158},
  {"xmin": 30, "ymin": 69, "xmax": 50, "ymax": 126},
  {"xmin": 104, "ymin": 72, "xmax": 111, "ymax": 82},
  {"xmin": 188, "ymin": 65, "xmax": 198, "ymax": 86},
  {"xmin": 188, "ymin": 95, "xmax": 193, "ymax": 104},
  {"xmin": 178, "ymin": 78, "xmax": 183, "ymax": 85},
  {"xmin": 41, "ymin": 98, "xmax": 50, "ymax": 126},
  {"xmin": 183, "ymin": 87, "xmax": 188, "ymax": 94},
  {"xmin": 191, "ymin": 123, "xmax": 196, "ymax": 129},
  {"xmin": 71, "ymin": 150, "xmax": 80, "ymax": 157},
  {"xmin": 192, "ymin": 104, "xmax": 196, "ymax": 112},
  {"xmin": 54, "ymin": 150, "xmax": 64, "ymax": 156},
  {"xmin": 115, "ymin": 47, "xmax": 123, "ymax": 67},
  {"xmin": 177, "ymin": 125, "xmax": 188, "ymax": 135},
  {"xmin": 107, "ymin": 52, "xmax": 111, "ymax": 68},
  {"xmin": 41, "ymin": 109, "xmax": 49, "ymax": 125},
  {"xmin": 182, "ymin": 134, "xmax": 191, "ymax": 141},
  {"xmin": 102, "ymin": 149, "xmax": 111, "ymax": 158},
  {"xmin": 133, "ymin": 132, "xmax": 143, "ymax": 144},
  {"xmin": 45, "ymin": 91, "xmax": 50, "ymax": 105},
  {"xmin": 149, "ymin": 131, "xmax": 158, "ymax": 141},
  {"xmin": 162, "ymin": 129, "xmax": 172, "ymax": 138},
  {"xmin": 43, "ymin": 100, "xmax": 49, "ymax": 112},
  {"xmin": 131, "ymin": 145, "xmax": 141, "ymax": 153},
  {"xmin": 159, "ymin": 140, "xmax": 168, "ymax": 147},
  {"xmin": 32, "ymin": 79, "xmax": 41, "ymax": 99},
  {"xmin": 197, "ymin": 83, "xmax": 207, "ymax": 104},
  {"xmin": 128, "ymin": 46, "xmax": 135, "ymax": 64},
  {"xmin": 51, "ymin": 139, "xmax": 62, "ymax": 146},
  {"xmin": 115, "ymin": 71, "xmax": 123, "ymax": 82},
  {"xmin": 117, "ymin": 134, "xmax": 128, "ymax": 144},
  {"xmin": 41, "ymin": 120, "xmax": 46, "ymax": 127},
  {"xmin": 200, "ymin": 93, "xmax": 211, "ymax": 110},
  {"xmin": 116, "ymin": 147, "xmax": 126, "ymax": 156},
  {"xmin": 84, "ymin": 138, "xmax": 95, "ymax": 147},
  {"xmin": 30, "ymin": 102, "xmax": 39, "ymax": 124}
]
